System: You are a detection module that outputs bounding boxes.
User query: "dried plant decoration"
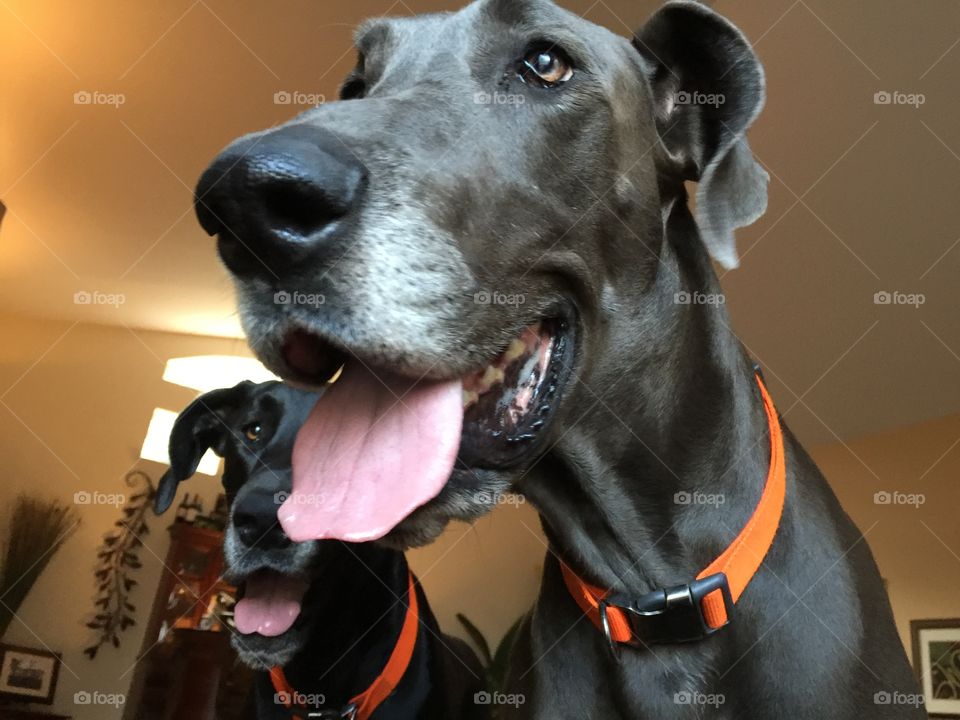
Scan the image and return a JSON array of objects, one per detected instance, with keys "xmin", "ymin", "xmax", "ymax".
[
  {"xmin": 83, "ymin": 471, "xmax": 155, "ymax": 659},
  {"xmin": 0, "ymin": 495, "xmax": 80, "ymax": 639}
]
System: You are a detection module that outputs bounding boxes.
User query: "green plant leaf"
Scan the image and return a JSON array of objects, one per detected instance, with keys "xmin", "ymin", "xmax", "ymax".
[
  {"xmin": 488, "ymin": 615, "xmax": 525, "ymax": 693},
  {"xmin": 455, "ymin": 613, "xmax": 493, "ymax": 667}
]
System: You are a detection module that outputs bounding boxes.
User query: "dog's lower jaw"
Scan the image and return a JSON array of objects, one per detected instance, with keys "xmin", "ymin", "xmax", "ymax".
[
  {"xmin": 231, "ymin": 634, "xmax": 302, "ymax": 671},
  {"xmin": 381, "ymin": 469, "xmax": 509, "ymax": 549},
  {"xmin": 227, "ymin": 584, "xmax": 319, "ymax": 670},
  {"xmin": 223, "ymin": 527, "xmax": 323, "ymax": 668}
]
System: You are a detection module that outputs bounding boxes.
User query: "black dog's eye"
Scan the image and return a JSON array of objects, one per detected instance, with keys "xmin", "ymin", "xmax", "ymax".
[
  {"xmin": 519, "ymin": 45, "xmax": 574, "ymax": 88},
  {"xmin": 243, "ymin": 423, "xmax": 261, "ymax": 442},
  {"xmin": 340, "ymin": 78, "xmax": 366, "ymax": 100}
]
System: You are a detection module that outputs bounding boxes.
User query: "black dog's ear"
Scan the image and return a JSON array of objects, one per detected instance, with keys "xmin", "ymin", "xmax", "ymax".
[
  {"xmin": 153, "ymin": 386, "xmax": 244, "ymax": 515},
  {"xmin": 635, "ymin": 1, "xmax": 768, "ymax": 269}
]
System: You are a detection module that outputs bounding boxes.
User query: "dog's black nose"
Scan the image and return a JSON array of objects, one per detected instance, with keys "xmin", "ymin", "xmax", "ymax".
[
  {"xmin": 195, "ymin": 125, "xmax": 366, "ymax": 276},
  {"xmin": 232, "ymin": 488, "xmax": 292, "ymax": 550}
]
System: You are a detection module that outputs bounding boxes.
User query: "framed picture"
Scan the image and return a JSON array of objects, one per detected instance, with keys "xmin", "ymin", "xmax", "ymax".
[
  {"xmin": 0, "ymin": 644, "xmax": 61, "ymax": 705},
  {"xmin": 912, "ymin": 618, "xmax": 960, "ymax": 718}
]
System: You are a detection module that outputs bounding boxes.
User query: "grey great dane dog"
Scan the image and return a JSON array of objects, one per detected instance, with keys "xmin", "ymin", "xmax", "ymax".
[{"xmin": 193, "ymin": 1, "xmax": 925, "ymax": 717}]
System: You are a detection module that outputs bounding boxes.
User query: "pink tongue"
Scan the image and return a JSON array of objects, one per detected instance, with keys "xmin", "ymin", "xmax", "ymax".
[
  {"xmin": 234, "ymin": 571, "xmax": 308, "ymax": 637},
  {"xmin": 281, "ymin": 362, "xmax": 464, "ymax": 542}
]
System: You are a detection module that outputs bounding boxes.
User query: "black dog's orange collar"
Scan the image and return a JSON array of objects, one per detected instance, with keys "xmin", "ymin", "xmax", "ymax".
[
  {"xmin": 270, "ymin": 570, "xmax": 419, "ymax": 720},
  {"xmin": 562, "ymin": 374, "xmax": 786, "ymax": 648}
]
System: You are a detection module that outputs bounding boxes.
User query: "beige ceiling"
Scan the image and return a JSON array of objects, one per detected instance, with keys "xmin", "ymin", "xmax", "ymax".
[{"xmin": 2, "ymin": 0, "xmax": 958, "ymax": 446}]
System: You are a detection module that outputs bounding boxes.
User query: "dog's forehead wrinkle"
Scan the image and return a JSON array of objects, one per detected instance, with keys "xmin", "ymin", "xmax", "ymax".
[
  {"xmin": 476, "ymin": 0, "xmax": 573, "ymax": 27},
  {"xmin": 362, "ymin": 12, "xmax": 470, "ymax": 82}
]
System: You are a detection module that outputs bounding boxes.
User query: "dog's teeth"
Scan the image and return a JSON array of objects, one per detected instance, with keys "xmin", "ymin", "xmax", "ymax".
[
  {"xmin": 503, "ymin": 338, "xmax": 528, "ymax": 363},
  {"xmin": 480, "ymin": 365, "xmax": 505, "ymax": 387},
  {"xmin": 463, "ymin": 330, "xmax": 537, "ymax": 407}
]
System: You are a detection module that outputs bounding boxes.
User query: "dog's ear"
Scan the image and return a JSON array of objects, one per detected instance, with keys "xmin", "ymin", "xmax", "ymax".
[
  {"xmin": 634, "ymin": 1, "xmax": 768, "ymax": 269},
  {"xmin": 153, "ymin": 386, "xmax": 244, "ymax": 515}
]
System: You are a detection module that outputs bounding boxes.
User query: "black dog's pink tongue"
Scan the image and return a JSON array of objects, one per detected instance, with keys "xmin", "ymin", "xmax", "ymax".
[
  {"xmin": 234, "ymin": 571, "xmax": 308, "ymax": 637},
  {"xmin": 281, "ymin": 362, "xmax": 463, "ymax": 542}
]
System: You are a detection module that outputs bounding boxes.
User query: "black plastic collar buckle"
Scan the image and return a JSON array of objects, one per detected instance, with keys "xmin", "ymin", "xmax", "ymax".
[{"xmin": 599, "ymin": 572, "xmax": 733, "ymax": 656}]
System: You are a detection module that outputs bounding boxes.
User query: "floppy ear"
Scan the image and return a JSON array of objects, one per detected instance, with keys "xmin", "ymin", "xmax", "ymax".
[
  {"xmin": 634, "ymin": 1, "xmax": 768, "ymax": 269},
  {"xmin": 153, "ymin": 386, "xmax": 243, "ymax": 515}
]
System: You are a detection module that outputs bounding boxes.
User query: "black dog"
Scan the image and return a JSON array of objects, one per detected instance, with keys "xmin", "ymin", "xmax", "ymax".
[
  {"xmin": 155, "ymin": 381, "xmax": 487, "ymax": 719},
  {"xmin": 193, "ymin": 0, "xmax": 925, "ymax": 717}
]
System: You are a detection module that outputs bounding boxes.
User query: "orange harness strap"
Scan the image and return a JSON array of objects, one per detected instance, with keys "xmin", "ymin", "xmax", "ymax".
[
  {"xmin": 270, "ymin": 570, "xmax": 420, "ymax": 720},
  {"xmin": 562, "ymin": 374, "xmax": 786, "ymax": 646}
]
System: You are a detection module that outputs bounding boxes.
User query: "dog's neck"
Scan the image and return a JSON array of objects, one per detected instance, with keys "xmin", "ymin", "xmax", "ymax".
[
  {"xmin": 523, "ymin": 206, "xmax": 774, "ymax": 598},
  {"xmin": 281, "ymin": 545, "xmax": 431, "ymax": 712}
]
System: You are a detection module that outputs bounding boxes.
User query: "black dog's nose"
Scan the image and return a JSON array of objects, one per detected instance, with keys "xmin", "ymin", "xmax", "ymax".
[
  {"xmin": 232, "ymin": 488, "xmax": 291, "ymax": 550},
  {"xmin": 195, "ymin": 125, "xmax": 366, "ymax": 275}
]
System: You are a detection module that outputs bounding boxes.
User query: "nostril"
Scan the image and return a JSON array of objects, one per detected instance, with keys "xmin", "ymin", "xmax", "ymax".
[
  {"xmin": 233, "ymin": 512, "xmax": 260, "ymax": 546},
  {"xmin": 269, "ymin": 530, "xmax": 292, "ymax": 549},
  {"xmin": 234, "ymin": 511, "xmax": 291, "ymax": 549},
  {"xmin": 262, "ymin": 180, "xmax": 346, "ymax": 238}
]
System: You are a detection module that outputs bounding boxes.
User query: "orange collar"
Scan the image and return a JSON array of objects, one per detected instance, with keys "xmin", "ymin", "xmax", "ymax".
[
  {"xmin": 270, "ymin": 570, "xmax": 420, "ymax": 720},
  {"xmin": 561, "ymin": 374, "xmax": 786, "ymax": 649}
]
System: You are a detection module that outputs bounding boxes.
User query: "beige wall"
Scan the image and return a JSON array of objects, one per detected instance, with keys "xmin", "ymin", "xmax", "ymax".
[
  {"xmin": 809, "ymin": 415, "xmax": 960, "ymax": 655},
  {"xmin": 1, "ymin": 309, "xmax": 956, "ymax": 718},
  {"xmin": 0, "ymin": 311, "xmax": 246, "ymax": 718}
]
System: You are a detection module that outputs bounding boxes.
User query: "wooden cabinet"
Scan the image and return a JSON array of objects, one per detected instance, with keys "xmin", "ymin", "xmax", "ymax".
[
  {"xmin": 122, "ymin": 523, "xmax": 252, "ymax": 720},
  {"xmin": 153, "ymin": 523, "xmax": 233, "ymax": 635}
]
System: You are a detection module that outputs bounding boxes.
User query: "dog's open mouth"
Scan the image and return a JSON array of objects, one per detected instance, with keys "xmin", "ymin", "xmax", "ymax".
[
  {"xmin": 233, "ymin": 569, "xmax": 309, "ymax": 638},
  {"xmin": 275, "ymin": 318, "xmax": 573, "ymax": 543}
]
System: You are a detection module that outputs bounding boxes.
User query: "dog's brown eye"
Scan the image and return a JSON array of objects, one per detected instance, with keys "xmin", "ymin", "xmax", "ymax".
[
  {"xmin": 243, "ymin": 423, "xmax": 261, "ymax": 442},
  {"xmin": 520, "ymin": 46, "xmax": 574, "ymax": 87}
]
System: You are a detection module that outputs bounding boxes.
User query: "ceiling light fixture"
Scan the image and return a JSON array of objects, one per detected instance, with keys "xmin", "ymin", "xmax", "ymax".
[
  {"xmin": 162, "ymin": 355, "xmax": 278, "ymax": 393},
  {"xmin": 139, "ymin": 407, "xmax": 220, "ymax": 476}
]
